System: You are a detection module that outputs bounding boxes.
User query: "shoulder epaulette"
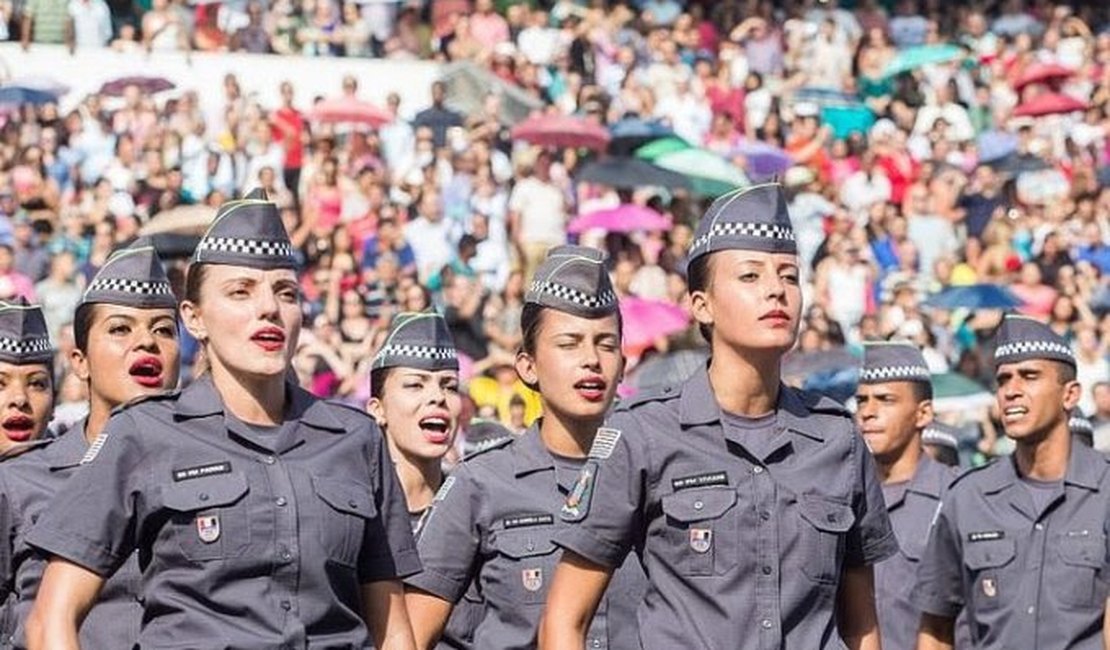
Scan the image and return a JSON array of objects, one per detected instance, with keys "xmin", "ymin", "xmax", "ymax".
[
  {"xmin": 110, "ymin": 389, "xmax": 181, "ymax": 416},
  {"xmin": 616, "ymin": 383, "xmax": 680, "ymax": 411},
  {"xmin": 947, "ymin": 459, "xmax": 996, "ymax": 489},
  {"xmin": 323, "ymin": 399, "xmax": 378, "ymax": 420},
  {"xmin": 461, "ymin": 435, "xmax": 513, "ymax": 461},
  {"xmin": 799, "ymin": 388, "xmax": 851, "ymax": 417}
]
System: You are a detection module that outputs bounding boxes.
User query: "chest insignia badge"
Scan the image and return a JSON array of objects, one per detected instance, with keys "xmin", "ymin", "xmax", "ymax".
[
  {"xmin": 522, "ymin": 568, "xmax": 543, "ymax": 592},
  {"xmin": 689, "ymin": 528, "xmax": 713, "ymax": 554},
  {"xmin": 196, "ymin": 515, "xmax": 221, "ymax": 544},
  {"xmin": 981, "ymin": 577, "xmax": 997, "ymax": 598}
]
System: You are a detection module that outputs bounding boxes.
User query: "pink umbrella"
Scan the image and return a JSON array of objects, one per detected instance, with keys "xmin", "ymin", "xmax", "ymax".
[
  {"xmin": 1012, "ymin": 92, "xmax": 1087, "ymax": 117},
  {"xmin": 1012, "ymin": 63, "xmax": 1073, "ymax": 91},
  {"xmin": 310, "ymin": 97, "xmax": 393, "ymax": 127},
  {"xmin": 567, "ymin": 204, "xmax": 671, "ymax": 234},
  {"xmin": 510, "ymin": 114, "xmax": 611, "ymax": 151},
  {"xmin": 619, "ymin": 296, "xmax": 690, "ymax": 355}
]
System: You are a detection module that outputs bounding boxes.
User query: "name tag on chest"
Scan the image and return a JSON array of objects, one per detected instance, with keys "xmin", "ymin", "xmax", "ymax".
[
  {"xmin": 173, "ymin": 461, "xmax": 233, "ymax": 482},
  {"xmin": 671, "ymin": 471, "xmax": 729, "ymax": 491}
]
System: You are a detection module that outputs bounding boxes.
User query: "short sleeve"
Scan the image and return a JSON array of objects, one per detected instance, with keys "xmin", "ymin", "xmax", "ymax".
[
  {"xmin": 911, "ymin": 493, "xmax": 966, "ymax": 618},
  {"xmin": 359, "ymin": 428, "xmax": 422, "ymax": 583},
  {"xmin": 404, "ymin": 462, "xmax": 481, "ymax": 604},
  {"xmin": 844, "ymin": 433, "xmax": 899, "ymax": 567},
  {"xmin": 24, "ymin": 415, "xmax": 143, "ymax": 577},
  {"xmin": 553, "ymin": 410, "xmax": 647, "ymax": 569}
]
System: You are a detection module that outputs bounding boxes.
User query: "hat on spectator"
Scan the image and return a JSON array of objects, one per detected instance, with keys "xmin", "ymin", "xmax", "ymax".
[
  {"xmin": 80, "ymin": 237, "xmax": 176, "ymax": 312},
  {"xmin": 525, "ymin": 245, "xmax": 617, "ymax": 318},
  {"xmin": 687, "ymin": 183, "xmax": 796, "ymax": 267},
  {"xmin": 992, "ymin": 314, "xmax": 1075, "ymax": 369},
  {"xmin": 859, "ymin": 341, "xmax": 932, "ymax": 385},
  {"xmin": 372, "ymin": 311, "xmax": 458, "ymax": 372},
  {"xmin": 191, "ymin": 188, "xmax": 296, "ymax": 270},
  {"xmin": 0, "ymin": 298, "xmax": 53, "ymax": 365}
]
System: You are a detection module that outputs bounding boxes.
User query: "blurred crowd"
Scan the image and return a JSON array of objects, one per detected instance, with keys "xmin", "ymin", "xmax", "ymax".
[{"xmin": 1, "ymin": 0, "xmax": 1109, "ymax": 456}]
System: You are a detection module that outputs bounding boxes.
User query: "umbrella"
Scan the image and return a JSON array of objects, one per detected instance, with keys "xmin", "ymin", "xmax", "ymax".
[
  {"xmin": 931, "ymin": 372, "xmax": 994, "ymax": 414},
  {"xmin": 923, "ymin": 284, "xmax": 1024, "ymax": 310},
  {"xmin": 792, "ymin": 87, "xmax": 861, "ymax": 107},
  {"xmin": 987, "ymin": 152, "xmax": 1050, "ymax": 175},
  {"xmin": 608, "ymin": 117, "xmax": 675, "ymax": 155},
  {"xmin": 441, "ymin": 61, "xmax": 543, "ymax": 126},
  {"xmin": 619, "ymin": 296, "xmax": 690, "ymax": 355},
  {"xmin": 1012, "ymin": 62, "xmax": 1073, "ymax": 91},
  {"xmin": 99, "ymin": 75, "xmax": 176, "ymax": 96},
  {"xmin": 567, "ymin": 204, "xmax": 670, "ymax": 235},
  {"xmin": 0, "ymin": 86, "xmax": 58, "ymax": 106},
  {"xmin": 977, "ymin": 131, "xmax": 1019, "ymax": 163},
  {"xmin": 310, "ymin": 97, "xmax": 393, "ymax": 127},
  {"xmin": 4, "ymin": 76, "xmax": 70, "ymax": 97},
  {"xmin": 1012, "ymin": 92, "xmax": 1087, "ymax": 117},
  {"xmin": 509, "ymin": 114, "xmax": 610, "ymax": 151},
  {"xmin": 730, "ymin": 141, "xmax": 793, "ymax": 179},
  {"xmin": 575, "ymin": 158, "xmax": 692, "ymax": 191},
  {"xmin": 138, "ymin": 204, "xmax": 218, "ymax": 237},
  {"xmin": 883, "ymin": 44, "xmax": 965, "ymax": 78},
  {"xmin": 651, "ymin": 148, "xmax": 750, "ymax": 197},
  {"xmin": 624, "ymin": 347, "xmax": 708, "ymax": 393},
  {"xmin": 635, "ymin": 137, "xmax": 691, "ymax": 161},
  {"xmin": 822, "ymin": 105, "xmax": 876, "ymax": 139}
]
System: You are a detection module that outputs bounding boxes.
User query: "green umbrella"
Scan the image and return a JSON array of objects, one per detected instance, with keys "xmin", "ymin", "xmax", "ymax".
[
  {"xmin": 931, "ymin": 372, "xmax": 994, "ymax": 414},
  {"xmin": 651, "ymin": 148, "xmax": 750, "ymax": 197},
  {"xmin": 635, "ymin": 137, "xmax": 691, "ymax": 161},
  {"xmin": 883, "ymin": 44, "xmax": 965, "ymax": 78}
]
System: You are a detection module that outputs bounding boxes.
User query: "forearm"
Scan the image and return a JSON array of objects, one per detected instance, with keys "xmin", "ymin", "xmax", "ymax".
[
  {"xmin": 538, "ymin": 552, "xmax": 611, "ymax": 650},
  {"xmin": 27, "ymin": 559, "xmax": 104, "ymax": 650},
  {"xmin": 917, "ymin": 612, "xmax": 956, "ymax": 650},
  {"xmin": 362, "ymin": 580, "xmax": 416, "ymax": 650}
]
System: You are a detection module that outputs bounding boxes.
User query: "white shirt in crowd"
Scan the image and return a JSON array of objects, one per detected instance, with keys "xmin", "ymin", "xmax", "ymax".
[
  {"xmin": 508, "ymin": 176, "xmax": 566, "ymax": 246},
  {"xmin": 68, "ymin": 0, "xmax": 112, "ymax": 48}
]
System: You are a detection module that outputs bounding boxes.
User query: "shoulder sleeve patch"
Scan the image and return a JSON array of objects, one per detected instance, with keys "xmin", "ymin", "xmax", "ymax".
[
  {"xmin": 587, "ymin": 428, "xmax": 621, "ymax": 460},
  {"xmin": 560, "ymin": 461, "xmax": 598, "ymax": 522}
]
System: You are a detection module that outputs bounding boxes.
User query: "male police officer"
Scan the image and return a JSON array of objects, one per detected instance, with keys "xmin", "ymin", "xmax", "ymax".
[{"xmin": 913, "ymin": 315, "xmax": 1110, "ymax": 649}]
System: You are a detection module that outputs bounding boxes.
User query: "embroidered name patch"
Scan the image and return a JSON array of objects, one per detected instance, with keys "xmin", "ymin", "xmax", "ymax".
[
  {"xmin": 968, "ymin": 530, "xmax": 1005, "ymax": 543},
  {"xmin": 504, "ymin": 514, "xmax": 555, "ymax": 529},
  {"xmin": 672, "ymin": 472, "xmax": 728, "ymax": 491},
  {"xmin": 172, "ymin": 461, "xmax": 232, "ymax": 482},
  {"xmin": 588, "ymin": 428, "xmax": 621, "ymax": 460}
]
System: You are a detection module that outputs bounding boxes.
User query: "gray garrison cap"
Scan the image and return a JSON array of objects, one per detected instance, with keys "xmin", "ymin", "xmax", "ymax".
[
  {"xmin": 0, "ymin": 298, "xmax": 53, "ymax": 365},
  {"xmin": 525, "ymin": 245, "xmax": 617, "ymax": 318},
  {"xmin": 922, "ymin": 421, "xmax": 960, "ymax": 451},
  {"xmin": 859, "ymin": 341, "xmax": 931, "ymax": 384},
  {"xmin": 372, "ymin": 311, "xmax": 459, "ymax": 372},
  {"xmin": 687, "ymin": 182, "xmax": 796, "ymax": 266},
  {"xmin": 992, "ymin": 314, "xmax": 1075, "ymax": 369},
  {"xmin": 192, "ymin": 189, "xmax": 296, "ymax": 269},
  {"xmin": 1069, "ymin": 413, "xmax": 1094, "ymax": 447},
  {"xmin": 80, "ymin": 237, "xmax": 176, "ymax": 311}
]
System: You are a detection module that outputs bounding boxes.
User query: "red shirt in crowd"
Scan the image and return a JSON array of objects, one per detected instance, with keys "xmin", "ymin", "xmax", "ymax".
[{"xmin": 271, "ymin": 107, "xmax": 307, "ymax": 170}]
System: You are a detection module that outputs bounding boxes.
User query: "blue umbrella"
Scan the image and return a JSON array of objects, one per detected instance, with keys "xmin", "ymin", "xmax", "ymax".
[
  {"xmin": 731, "ymin": 141, "xmax": 793, "ymax": 180},
  {"xmin": 0, "ymin": 86, "xmax": 58, "ymax": 106},
  {"xmin": 608, "ymin": 117, "xmax": 675, "ymax": 155},
  {"xmin": 924, "ymin": 284, "xmax": 1024, "ymax": 310}
]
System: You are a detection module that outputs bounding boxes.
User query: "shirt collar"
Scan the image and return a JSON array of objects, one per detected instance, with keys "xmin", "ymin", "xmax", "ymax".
[
  {"xmin": 980, "ymin": 442, "xmax": 1106, "ymax": 494},
  {"xmin": 906, "ymin": 454, "xmax": 950, "ymax": 499},
  {"xmin": 512, "ymin": 423, "xmax": 554, "ymax": 477},
  {"xmin": 47, "ymin": 417, "xmax": 92, "ymax": 471}
]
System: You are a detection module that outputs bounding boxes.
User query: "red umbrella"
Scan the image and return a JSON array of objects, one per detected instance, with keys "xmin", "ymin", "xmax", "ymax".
[
  {"xmin": 619, "ymin": 296, "xmax": 690, "ymax": 356},
  {"xmin": 510, "ymin": 114, "xmax": 611, "ymax": 151},
  {"xmin": 100, "ymin": 75, "xmax": 175, "ymax": 96},
  {"xmin": 567, "ymin": 204, "xmax": 671, "ymax": 234},
  {"xmin": 310, "ymin": 97, "xmax": 393, "ymax": 127},
  {"xmin": 1012, "ymin": 62, "xmax": 1073, "ymax": 91},
  {"xmin": 1012, "ymin": 92, "xmax": 1087, "ymax": 117}
]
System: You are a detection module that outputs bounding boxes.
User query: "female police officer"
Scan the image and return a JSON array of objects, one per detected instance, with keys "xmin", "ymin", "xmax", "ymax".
[
  {"xmin": 25, "ymin": 191, "xmax": 421, "ymax": 649},
  {"xmin": 540, "ymin": 184, "xmax": 897, "ymax": 650},
  {"xmin": 404, "ymin": 245, "xmax": 644, "ymax": 650},
  {"xmin": 0, "ymin": 239, "xmax": 180, "ymax": 649}
]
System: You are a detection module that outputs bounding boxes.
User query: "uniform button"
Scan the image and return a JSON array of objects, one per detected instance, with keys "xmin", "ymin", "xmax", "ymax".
[
  {"xmin": 276, "ymin": 497, "xmax": 287, "ymax": 507},
  {"xmin": 280, "ymin": 549, "xmax": 293, "ymax": 562},
  {"xmin": 752, "ymin": 466, "xmax": 764, "ymax": 474},
  {"xmin": 760, "ymin": 619, "xmax": 772, "ymax": 629},
  {"xmin": 348, "ymin": 499, "xmax": 359, "ymax": 509},
  {"xmin": 761, "ymin": 565, "xmax": 772, "ymax": 575},
  {"xmin": 526, "ymin": 540, "xmax": 535, "ymax": 551},
  {"xmin": 262, "ymin": 455, "xmax": 276, "ymax": 465},
  {"xmin": 198, "ymin": 493, "xmax": 209, "ymax": 502},
  {"xmin": 1034, "ymin": 523, "xmax": 1044, "ymax": 531},
  {"xmin": 1027, "ymin": 606, "xmax": 1035, "ymax": 615},
  {"xmin": 759, "ymin": 511, "xmax": 770, "ymax": 521},
  {"xmin": 280, "ymin": 600, "xmax": 291, "ymax": 611},
  {"xmin": 693, "ymin": 500, "xmax": 704, "ymax": 511},
  {"xmin": 591, "ymin": 640, "xmax": 602, "ymax": 648}
]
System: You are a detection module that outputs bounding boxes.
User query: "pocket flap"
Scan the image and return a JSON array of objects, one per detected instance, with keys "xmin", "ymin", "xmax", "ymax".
[
  {"xmin": 797, "ymin": 494, "xmax": 854, "ymax": 533},
  {"xmin": 313, "ymin": 476, "xmax": 377, "ymax": 519},
  {"xmin": 661, "ymin": 486, "xmax": 737, "ymax": 524},
  {"xmin": 494, "ymin": 528, "xmax": 558, "ymax": 559},
  {"xmin": 163, "ymin": 472, "xmax": 249, "ymax": 511},
  {"xmin": 1058, "ymin": 535, "xmax": 1105, "ymax": 569},
  {"xmin": 963, "ymin": 538, "xmax": 1016, "ymax": 570}
]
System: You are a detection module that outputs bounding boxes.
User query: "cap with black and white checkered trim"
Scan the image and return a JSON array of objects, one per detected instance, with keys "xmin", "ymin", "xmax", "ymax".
[
  {"xmin": 371, "ymin": 311, "xmax": 459, "ymax": 372},
  {"xmin": 80, "ymin": 237, "xmax": 176, "ymax": 311},
  {"xmin": 687, "ymin": 183, "xmax": 797, "ymax": 266},
  {"xmin": 859, "ymin": 341, "xmax": 931, "ymax": 385},
  {"xmin": 0, "ymin": 298, "xmax": 53, "ymax": 365},
  {"xmin": 992, "ymin": 314, "xmax": 1075, "ymax": 369},
  {"xmin": 525, "ymin": 245, "xmax": 618, "ymax": 318},
  {"xmin": 191, "ymin": 188, "xmax": 297, "ymax": 270}
]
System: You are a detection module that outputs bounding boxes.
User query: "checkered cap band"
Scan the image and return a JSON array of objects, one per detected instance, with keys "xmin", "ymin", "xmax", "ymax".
[
  {"xmin": 859, "ymin": 365, "xmax": 931, "ymax": 383},
  {"xmin": 922, "ymin": 428, "xmax": 959, "ymax": 449},
  {"xmin": 373, "ymin": 344, "xmax": 457, "ymax": 368},
  {"xmin": 0, "ymin": 336, "xmax": 51, "ymax": 356},
  {"xmin": 196, "ymin": 237, "xmax": 295, "ymax": 259},
  {"xmin": 689, "ymin": 221, "xmax": 795, "ymax": 258},
  {"xmin": 86, "ymin": 278, "xmax": 173, "ymax": 297},
  {"xmin": 994, "ymin": 340, "xmax": 1075, "ymax": 363},
  {"xmin": 528, "ymin": 281, "xmax": 617, "ymax": 311},
  {"xmin": 1069, "ymin": 416, "xmax": 1093, "ymax": 433}
]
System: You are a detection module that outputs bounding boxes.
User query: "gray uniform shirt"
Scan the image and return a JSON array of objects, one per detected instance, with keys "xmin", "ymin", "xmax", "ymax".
[
  {"xmin": 554, "ymin": 368, "xmax": 899, "ymax": 650},
  {"xmin": 27, "ymin": 376, "xmax": 421, "ymax": 649},
  {"xmin": 875, "ymin": 455, "xmax": 954, "ymax": 650},
  {"xmin": 406, "ymin": 424, "xmax": 646, "ymax": 650},
  {"xmin": 0, "ymin": 420, "xmax": 142, "ymax": 649},
  {"xmin": 912, "ymin": 444, "xmax": 1110, "ymax": 650}
]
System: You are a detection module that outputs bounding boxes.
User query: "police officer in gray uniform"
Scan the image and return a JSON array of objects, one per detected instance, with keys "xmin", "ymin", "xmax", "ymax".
[
  {"xmin": 922, "ymin": 422, "xmax": 962, "ymax": 468},
  {"xmin": 913, "ymin": 315, "xmax": 1110, "ymax": 650},
  {"xmin": 24, "ymin": 191, "xmax": 421, "ymax": 649},
  {"xmin": 855, "ymin": 342, "xmax": 956, "ymax": 650},
  {"xmin": 541, "ymin": 184, "xmax": 897, "ymax": 650},
  {"xmin": 405, "ymin": 245, "xmax": 644, "ymax": 650},
  {"xmin": 0, "ymin": 239, "xmax": 180, "ymax": 649}
]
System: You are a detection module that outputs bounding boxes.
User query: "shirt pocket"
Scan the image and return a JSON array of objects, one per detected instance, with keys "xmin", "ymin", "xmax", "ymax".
[
  {"xmin": 963, "ymin": 538, "xmax": 1016, "ymax": 612},
  {"xmin": 490, "ymin": 527, "xmax": 559, "ymax": 605},
  {"xmin": 161, "ymin": 472, "xmax": 251, "ymax": 562},
  {"xmin": 659, "ymin": 486, "xmax": 738, "ymax": 577},
  {"xmin": 312, "ymin": 475, "xmax": 378, "ymax": 567},
  {"xmin": 796, "ymin": 493, "xmax": 855, "ymax": 585},
  {"xmin": 1056, "ymin": 532, "xmax": 1108, "ymax": 609}
]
